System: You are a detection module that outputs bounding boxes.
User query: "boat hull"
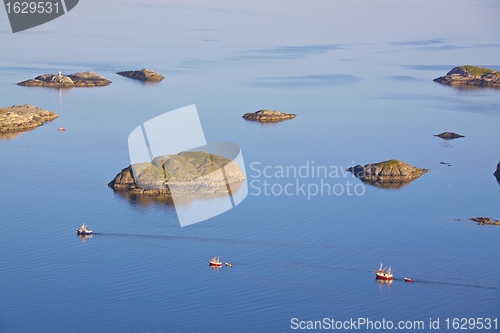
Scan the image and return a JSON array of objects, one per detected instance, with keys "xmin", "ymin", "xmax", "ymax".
[{"xmin": 376, "ymin": 273, "xmax": 393, "ymax": 280}]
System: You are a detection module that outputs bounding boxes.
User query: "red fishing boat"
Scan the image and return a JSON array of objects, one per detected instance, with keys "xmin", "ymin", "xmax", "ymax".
[
  {"xmin": 209, "ymin": 256, "xmax": 222, "ymax": 267},
  {"xmin": 375, "ymin": 263, "xmax": 393, "ymax": 280}
]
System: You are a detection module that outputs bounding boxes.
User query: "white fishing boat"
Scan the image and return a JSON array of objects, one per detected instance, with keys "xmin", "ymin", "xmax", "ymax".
[{"xmin": 77, "ymin": 224, "xmax": 92, "ymax": 235}]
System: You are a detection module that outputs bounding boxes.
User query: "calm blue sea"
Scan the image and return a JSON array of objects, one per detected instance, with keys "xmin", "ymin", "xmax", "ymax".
[{"xmin": 1, "ymin": 1, "xmax": 499, "ymax": 332}]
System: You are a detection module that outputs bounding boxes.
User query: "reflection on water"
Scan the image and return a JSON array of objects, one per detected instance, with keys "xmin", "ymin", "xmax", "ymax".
[
  {"xmin": 436, "ymin": 84, "xmax": 500, "ymax": 91},
  {"xmin": 252, "ymin": 74, "xmax": 360, "ymax": 88},
  {"xmin": 376, "ymin": 279, "xmax": 393, "ymax": 292},
  {"xmin": 376, "ymin": 279, "xmax": 393, "ymax": 285},
  {"xmin": 360, "ymin": 179, "xmax": 416, "ymax": 190},
  {"xmin": 389, "ymin": 75, "xmax": 421, "ymax": 82},
  {"xmin": 77, "ymin": 234, "xmax": 92, "ymax": 243},
  {"xmin": 111, "ymin": 179, "xmax": 245, "ymax": 207},
  {"xmin": 0, "ymin": 131, "xmax": 26, "ymax": 140},
  {"xmin": 112, "ymin": 189, "xmax": 175, "ymax": 207}
]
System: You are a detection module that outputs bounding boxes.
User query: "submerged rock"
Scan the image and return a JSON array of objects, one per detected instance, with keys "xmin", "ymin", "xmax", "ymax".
[
  {"xmin": 108, "ymin": 151, "xmax": 246, "ymax": 197},
  {"xmin": 469, "ymin": 217, "xmax": 500, "ymax": 226},
  {"xmin": 117, "ymin": 69, "xmax": 164, "ymax": 81},
  {"xmin": 434, "ymin": 132, "xmax": 464, "ymax": 140},
  {"xmin": 0, "ymin": 104, "xmax": 58, "ymax": 134},
  {"xmin": 242, "ymin": 110, "xmax": 296, "ymax": 122},
  {"xmin": 18, "ymin": 71, "xmax": 111, "ymax": 87},
  {"xmin": 347, "ymin": 159, "xmax": 430, "ymax": 189},
  {"xmin": 433, "ymin": 66, "xmax": 500, "ymax": 88}
]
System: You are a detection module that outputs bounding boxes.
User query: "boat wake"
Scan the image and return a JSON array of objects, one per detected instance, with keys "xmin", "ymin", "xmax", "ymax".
[
  {"xmin": 394, "ymin": 277, "xmax": 500, "ymax": 291},
  {"xmin": 90, "ymin": 232, "xmax": 499, "ymax": 291}
]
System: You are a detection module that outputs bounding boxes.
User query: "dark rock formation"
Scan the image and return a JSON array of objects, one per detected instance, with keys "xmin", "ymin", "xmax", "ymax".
[
  {"xmin": 109, "ymin": 151, "xmax": 246, "ymax": 197},
  {"xmin": 494, "ymin": 162, "xmax": 500, "ymax": 186},
  {"xmin": 433, "ymin": 66, "xmax": 500, "ymax": 88},
  {"xmin": 347, "ymin": 159, "xmax": 430, "ymax": 189},
  {"xmin": 434, "ymin": 132, "xmax": 464, "ymax": 140},
  {"xmin": 242, "ymin": 110, "xmax": 296, "ymax": 122},
  {"xmin": 469, "ymin": 217, "xmax": 500, "ymax": 226},
  {"xmin": 18, "ymin": 71, "xmax": 111, "ymax": 87},
  {"xmin": 117, "ymin": 69, "xmax": 164, "ymax": 81},
  {"xmin": 0, "ymin": 104, "xmax": 58, "ymax": 134}
]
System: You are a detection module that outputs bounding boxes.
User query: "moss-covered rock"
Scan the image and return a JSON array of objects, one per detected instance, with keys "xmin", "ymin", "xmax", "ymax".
[
  {"xmin": 108, "ymin": 151, "xmax": 246, "ymax": 196},
  {"xmin": 347, "ymin": 159, "xmax": 429, "ymax": 189},
  {"xmin": 433, "ymin": 66, "xmax": 500, "ymax": 87}
]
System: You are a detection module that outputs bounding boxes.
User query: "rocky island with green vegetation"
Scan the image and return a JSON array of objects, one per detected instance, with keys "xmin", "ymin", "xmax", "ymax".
[
  {"xmin": 18, "ymin": 71, "xmax": 112, "ymax": 87},
  {"xmin": 243, "ymin": 110, "xmax": 296, "ymax": 122},
  {"xmin": 433, "ymin": 65, "xmax": 500, "ymax": 88},
  {"xmin": 0, "ymin": 104, "xmax": 58, "ymax": 135},
  {"xmin": 117, "ymin": 69, "xmax": 164, "ymax": 82},
  {"xmin": 347, "ymin": 159, "xmax": 430, "ymax": 189},
  {"xmin": 109, "ymin": 151, "xmax": 246, "ymax": 196}
]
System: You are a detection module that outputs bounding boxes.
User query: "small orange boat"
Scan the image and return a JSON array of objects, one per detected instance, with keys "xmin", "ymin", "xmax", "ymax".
[
  {"xmin": 58, "ymin": 127, "xmax": 66, "ymax": 132},
  {"xmin": 404, "ymin": 277, "xmax": 415, "ymax": 283}
]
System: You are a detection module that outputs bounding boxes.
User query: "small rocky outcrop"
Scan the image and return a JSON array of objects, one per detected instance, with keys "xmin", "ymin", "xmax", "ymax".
[
  {"xmin": 469, "ymin": 217, "xmax": 500, "ymax": 226},
  {"xmin": 494, "ymin": 162, "xmax": 500, "ymax": 178},
  {"xmin": 434, "ymin": 132, "xmax": 464, "ymax": 140},
  {"xmin": 109, "ymin": 151, "xmax": 246, "ymax": 196},
  {"xmin": 0, "ymin": 104, "xmax": 58, "ymax": 134},
  {"xmin": 117, "ymin": 69, "xmax": 164, "ymax": 81},
  {"xmin": 433, "ymin": 66, "xmax": 500, "ymax": 88},
  {"xmin": 347, "ymin": 159, "xmax": 430, "ymax": 189},
  {"xmin": 18, "ymin": 71, "xmax": 111, "ymax": 87},
  {"xmin": 242, "ymin": 110, "xmax": 296, "ymax": 122},
  {"xmin": 494, "ymin": 163, "xmax": 500, "ymax": 185}
]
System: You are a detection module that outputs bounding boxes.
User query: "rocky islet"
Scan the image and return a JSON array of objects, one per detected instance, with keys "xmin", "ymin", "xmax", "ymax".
[
  {"xmin": 17, "ymin": 71, "xmax": 112, "ymax": 87},
  {"xmin": 0, "ymin": 104, "xmax": 58, "ymax": 134},
  {"xmin": 242, "ymin": 110, "xmax": 296, "ymax": 122},
  {"xmin": 108, "ymin": 151, "xmax": 246, "ymax": 196},
  {"xmin": 347, "ymin": 159, "xmax": 430, "ymax": 189},
  {"xmin": 434, "ymin": 132, "xmax": 464, "ymax": 140},
  {"xmin": 434, "ymin": 66, "xmax": 500, "ymax": 88},
  {"xmin": 116, "ymin": 69, "xmax": 164, "ymax": 82}
]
